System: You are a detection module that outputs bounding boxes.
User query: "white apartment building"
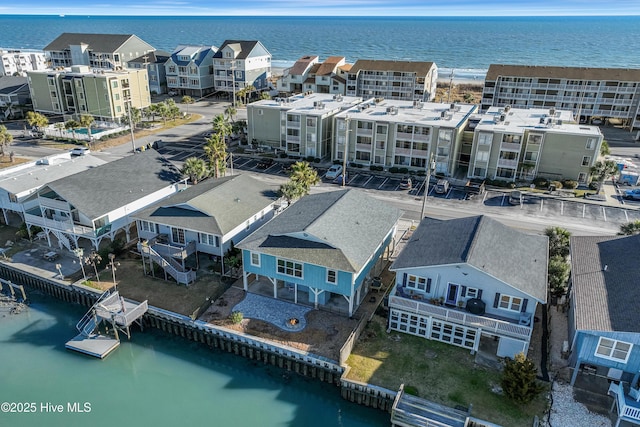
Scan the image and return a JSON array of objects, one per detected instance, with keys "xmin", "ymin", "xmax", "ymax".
[
  {"xmin": 481, "ymin": 64, "xmax": 640, "ymax": 131},
  {"xmin": 0, "ymin": 48, "xmax": 48, "ymax": 76},
  {"xmin": 334, "ymin": 100, "xmax": 476, "ymax": 174}
]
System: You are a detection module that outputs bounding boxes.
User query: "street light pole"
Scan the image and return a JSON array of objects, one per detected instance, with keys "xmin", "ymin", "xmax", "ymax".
[
  {"xmin": 231, "ymin": 61, "xmax": 236, "ymax": 108},
  {"xmin": 126, "ymin": 99, "xmax": 136, "ymax": 152},
  {"xmin": 342, "ymin": 116, "xmax": 350, "ymax": 187},
  {"xmin": 420, "ymin": 153, "xmax": 436, "ymax": 220}
]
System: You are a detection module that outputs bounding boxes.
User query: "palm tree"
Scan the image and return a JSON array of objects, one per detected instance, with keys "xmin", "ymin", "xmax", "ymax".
[
  {"xmin": 212, "ymin": 114, "xmax": 232, "ymax": 143},
  {"xmin": 65, "ymin": 120, "xmax": 81, "ymax": 141},
  {"xmin": 243, "ymin": 84, "xmax": 256, "ymax": 105},
  {"xmin": 289, "ymin": 161, "xmax": 320, "ymax": 194},
  {"xmin": 224, "ymin": 105, "xmax": 237, "ymax": 123},
  {"xmin": 25, "ymin": 111, "xmax": 49, "ymax": 133},
  {"xmin": 164, "ymin": 98, "xmax": 181, "ymax": 121},
  {"xmin": 235, "ymin": 87, "xmax": 246, "ymax": 107},
  {"xmin": 600, "ymin": 140, "xmax": 610, "ymax": 156},
  {"xmin": 79, "ymin": 114, "xmax": 95, "ymax": 144},
  {"xmin": 0, "ymin": 125, "xmax": 13, "ymax": 158},
  {"xmin": 260, "ymin": 91, "xmax": 271, "ymax": 100},
  {"xmin": 544, "ymin": 227, "xmax": 571, "ymax": 258},
  {"xmin": 155, "ymin": 102, "xmax": 169, "ymax": 125},
  {"xmin": 279, "ymin": 181, "xmax": 306, "ymax": 206},
  {"xmin": 54, "ymin": 122, "xmax": 65, "ymax": 138},
  {"xmin": 203, "ymin": 133, "xmax": 227, "ymax": 178},
  {"xmin": 181, "ymin": 157, "xmax": 208, "ymax": 184},
  {"xmin": 181, "ymin": 95, "xmax": 194, "ymax": 116},
  {"xmin": 590, "ymin": 160, "xmax": 619, "ymax": 194}
]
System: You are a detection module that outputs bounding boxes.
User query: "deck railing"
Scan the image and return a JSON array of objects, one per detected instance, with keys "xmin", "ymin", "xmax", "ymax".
[
  {"xmin": 388, "ymin": 295, "xmax": 531, "ymax": 340},
  {"xmin": 609, "ymin": 382, "xmax": 640, "ymax": 423}
]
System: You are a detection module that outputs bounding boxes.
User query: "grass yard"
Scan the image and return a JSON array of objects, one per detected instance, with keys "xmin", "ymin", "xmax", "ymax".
[{"xmin": 346, "ymin": 315, "xmax": 549, "ymax": 426}]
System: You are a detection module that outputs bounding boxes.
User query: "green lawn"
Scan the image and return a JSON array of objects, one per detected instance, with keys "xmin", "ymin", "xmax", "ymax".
[{"xmin": 346, "ymin": 315, "xmax": 548, "ymax": 426}]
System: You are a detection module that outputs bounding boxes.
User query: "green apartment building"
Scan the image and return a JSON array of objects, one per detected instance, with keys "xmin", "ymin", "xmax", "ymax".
[
  {"xmin": 247, "ymin": 93, "xmax": 362, "ymax": 159},
  {"xmin": 468, "ymin": 106, "xmax": 603, "ymax": 183},
  {"xmin": 27, "ymin": 65, "xmax": 151, "ymax": 121}
]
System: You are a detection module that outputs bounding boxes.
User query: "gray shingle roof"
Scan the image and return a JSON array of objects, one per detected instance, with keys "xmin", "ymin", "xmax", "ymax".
[
  {"xmin": 43, "ymin": 150, "xmax": 182, "ymax": 220},
  {"xmin": 128, "ymin": 50, "xmax": 171, "ymax": 64},
  {"xmin": 44, "ymin": 33, "xmax": 141, "ymax": 53},
  {"xmin": 392, "ymin": 216, "xmax": 548, "ymax": 302},
  {"xmin": 0, "ymin": 76, "xmax": 28, "ymax": 94},
  {"xmin": 237, "ymin": 189, "xmax": 402, "ymax": 273},
  {"xmin": 570, "ymin": 234, "xmax": 640, "ymax": 333},
  {"xmin": 213, "ymin": 40, "xmax": 268, "ymax": 60},
  {"xmin": 133, "ymin": 174, "xmax": 278, "ymax": 236},
  {"xmin": 169, "ymin": 45, "xmax": 216, "ymax": 66}
]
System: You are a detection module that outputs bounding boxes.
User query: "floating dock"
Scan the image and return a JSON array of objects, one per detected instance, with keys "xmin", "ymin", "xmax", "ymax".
[{"xmin": 66, "ymin": 290, "xmax": 147, "ymax": 359}]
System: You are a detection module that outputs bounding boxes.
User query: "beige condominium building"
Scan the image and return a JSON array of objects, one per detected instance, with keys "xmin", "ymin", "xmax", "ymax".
[
  {"xmin": 334, "ymin": 100, "xmax": 476, "ymax": 174},
  {"xmin": 481, "ymin": 64, "xmax": 640, "ymax": 131},
  {"xmin": 468, "ymin": 106, "xmax": 603, "ymax": 183},
  {"xmin": 27, "ymin": 65, "xmax": 150, "ymax": 121},
  {"xmin": 346, "ymin": 59, "xmax": 438, "ymax": 102},
  {"xmin": 247, "ymin": 92, "xmax": 362, "ymax": 159}
]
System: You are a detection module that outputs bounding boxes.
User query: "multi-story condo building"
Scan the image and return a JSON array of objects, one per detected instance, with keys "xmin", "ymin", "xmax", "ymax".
[
  {"xmin": 127, "ymin": 50, "xmax": 170, "ymax": 95},
  {"xmin": 481, "ymin": 64, "xmax": 640, "ymax": 131},
  {"xmin": 467, "ymin": 106, "xmax": 603, "ymax": 183},
  {"xmin": 334, "ymin": 100, "xmax": 476, "ymax": 174},
  {"xmin": 213, "ymin": 40, "xmax": 271, "ymax": 97},
  {"xmin": 346, "ymin": 59, "xmax": 438, "ymax": 102},
  {"xmin": 164, "ymin": 45, "xmax": 216, "ymax": 97},
  {"xmin": 0, "ymin": 48, "xmax": 48, "ymax": 76},
  {"xmin": 247, "ymin": 92, "xmax": 362, "ymax": 159},
  {"xmin": 44, "ymin": 33, "xmax": 155, "ymax": 70},
  {"xmin": 27, "ymin": 65, "xmax": 151, "ymax": 121}
]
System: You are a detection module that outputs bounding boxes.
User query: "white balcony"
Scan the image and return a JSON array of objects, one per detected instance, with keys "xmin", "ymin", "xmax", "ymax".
[
  {"xmin": 24, "ymin": 212, "xmax": 94, "ymax": 237},
  {"xmin": 500, "ymin": 142, "xmax": 522, "ymax": 151},
  {"xmin": 608, "ymin": 382, "xmax": 640, "ymax": 425},
  {"xmin": 388, "ymin": 294, "xmax": 531, "ymax": 341},
  {"xmin": 497, "ymin": 158, "xmax": 518, "ymax": 168},
  {"xmin": 38, "ymin": 196, "xmax": 70, "ymax": 212}
]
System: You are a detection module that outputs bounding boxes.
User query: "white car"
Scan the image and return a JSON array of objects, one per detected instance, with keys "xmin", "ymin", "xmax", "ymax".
[
  {"xmin": 70, "ymin": 147, "xmax": 90, "ymax": 156},
  {"xmin": 325, "ymin": 164, "xmax": 343, "ymax": 180}
]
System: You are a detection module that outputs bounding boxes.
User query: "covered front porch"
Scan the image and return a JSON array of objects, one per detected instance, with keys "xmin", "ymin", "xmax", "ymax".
[{"xmin": 242, "ymin": 273, "xmax": 358, "ymax": 316}]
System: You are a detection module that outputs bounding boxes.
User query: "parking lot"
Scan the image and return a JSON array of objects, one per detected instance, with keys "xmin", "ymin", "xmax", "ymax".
[{"xmin": 155, "ymin": 135, "xmax": 640, "ymax": 228}]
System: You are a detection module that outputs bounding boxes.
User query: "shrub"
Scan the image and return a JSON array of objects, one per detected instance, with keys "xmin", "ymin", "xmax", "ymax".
[
  {"xmin": 399, "ymin": 167, "xmax": 409, "ymax": 174},
  {"xmin": 417, "ymin": 170, "xmax": 426, "ymax": 176},
  {"xmin": 313, "ymin": 157, "xmax": 321, "ymax": 163},
  {"xmin": 550, "ymin": 180, "xmax": 563, "ymax": 190},
  {"xmin": 229, "ymin": 311, "xmax": 244, "ymax": 324},
  {"xmin": 389, "ymin": 167, "xmax": 399, "ymax": 174},
  {"xmin": 333, "ymin": 159, "xmax": 342, "ymax": 165},
  {"xmin": 532, "ymin": 177, "xmax": 548, "ymax": 188},
  {"xmin": 356, "ymin": 163, "xmax": 363, "ymax": 168},
  {"xmin": 501, "ymin": 353, "xmax": 544, "ymax": 404},
  {"xmin": 305, "ymin": 155, "xmax": 315, "ymax": 162},
  {"xmin": 279, "ymin": 153, "xmax": 288, "ymax": 159},
  {"xmin": 589, "ymin": 181, "xmax": 600, "ymax": 191},
  {"xmin": 561, "ymin": 179, "xmax": 578, "ymax": 189}
]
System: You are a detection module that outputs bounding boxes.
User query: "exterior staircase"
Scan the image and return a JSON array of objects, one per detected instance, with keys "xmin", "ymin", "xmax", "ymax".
[
  {"xmin": 50, "ymin": 229, "xmax": 77, "ymax": 252},
  {"xmin": 137, "ymin": 241, "xmax": 196, "ymax": 286}
]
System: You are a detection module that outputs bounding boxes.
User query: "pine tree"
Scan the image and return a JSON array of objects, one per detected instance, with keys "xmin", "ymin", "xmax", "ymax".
[{"xmin": 501, "ymin": 352, "xmax": 543, "ymax": 404}]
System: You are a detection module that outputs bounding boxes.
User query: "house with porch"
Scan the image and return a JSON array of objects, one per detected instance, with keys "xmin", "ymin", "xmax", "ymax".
[
  {"xmin": 213, "ymin": 40, "xmax": 271, "ymax": 97},
  {"xmin": 568, "ymin": 234, "xmax": 640, "ymax": 427},
  {"xmin": 165, "ymin": 45, "xmax": 217, "ymax": 98},
  {"xmin": 237, "ymin": 189, "xmax": 402, "ymax": 317},
  {"xmin": 388, "ymin": 215, "xmax": 548, "ymax": 358},
  {"xmin": 133, "ymin": 174, "xmax": 279, "ymax": 285},
  {"xmin": 23, "ymin": 150, "xmax": 185, "ymax": 252}
]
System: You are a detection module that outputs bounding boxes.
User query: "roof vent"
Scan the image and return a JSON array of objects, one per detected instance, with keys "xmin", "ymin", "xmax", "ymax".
[{"xmin": 603, "ymin": 264, "xmax": 608, "ymax": 272}]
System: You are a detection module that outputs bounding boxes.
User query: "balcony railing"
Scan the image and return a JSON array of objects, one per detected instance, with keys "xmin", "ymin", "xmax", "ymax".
[
  {"xmin": 388, "ymin": 294, "xmax": 531, "ymax": 340},
  {"xmin": 24, "ymin": 212, "xmax": 95, "ymax": 237},
  {"xmin": 608, "ymin": 382, "xmax": 640, "ymax": 424},
  {"xmin": 497, "ymin": 158, "xmax": 518, "ymax": 168},
  {"xmin": 500, "ymin": 142, "xmax": 522, "ymax": 151}
]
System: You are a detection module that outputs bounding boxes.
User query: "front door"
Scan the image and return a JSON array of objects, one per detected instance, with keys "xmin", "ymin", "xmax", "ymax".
[{"xmin": 445, "ymin": 283, "xmax": 458, "ymax": 306}]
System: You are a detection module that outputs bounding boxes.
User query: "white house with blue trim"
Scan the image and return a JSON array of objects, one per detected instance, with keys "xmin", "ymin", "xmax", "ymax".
[
  {"xmin": 389, "ymin": 215, "xmax": 548, "ymax": 359},
  {"xmin": 237, "ymin": 189, "xmax": 402, "ymax": 317},
  {"xmin": 568, "ymin": 234, "xmax": 640, "ymax": 427}
]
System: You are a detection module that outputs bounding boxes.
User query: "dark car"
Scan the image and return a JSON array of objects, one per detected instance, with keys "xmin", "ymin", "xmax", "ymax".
[{"xmin": 256, "ymin": 158, "xmax": 275, "ymax": 169}]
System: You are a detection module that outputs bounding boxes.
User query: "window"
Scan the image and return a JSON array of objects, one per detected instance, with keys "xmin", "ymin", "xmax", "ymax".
[
  {"xmin": 139, "ymin": 220, "xmax": 155, "ymax": 233},
  {"xmin": 465, "ymin": 287, "xmax": 479, "ymax": 298},
  {"xmin": 586, "ymin": 138, "xmax": 596, "ymax": 150},
  {"xmin": 595, "ymin": 337, "xmax": 632, "ymax": 363},
  {"xmin": 171, "ymin": 227, "xmax": 185, "ymax": 245},
  {"xmin": 499, "ymin": 295, "xmax": 522, "ymax": 312},
  {"xmin": 277, "ymin": 258, "xmax": 303, "ymax": 278},
  {"xmin": 407, "ymin": 275, "xmax": 431, "ymax": 292},
  {"xmin": 582, "ymin": 156, "xmax": 591, "ymax": 166},
  {"xmin": 326, "ymin": 269, "xmax": 337, "ymax": 284},
  {"xmin": 250, "ymin": 252, "xmax": 260, "ymax": 267},
  {"xmin": 475, "ymin": 150, "xmax": 489, "ymax": 162},
  {"xmin": 199, "ymin": 233, "xmax": 218, "ymax": 247}
]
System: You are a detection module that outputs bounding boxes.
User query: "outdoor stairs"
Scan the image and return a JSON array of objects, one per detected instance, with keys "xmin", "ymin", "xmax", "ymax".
[
  {"xmin": 66, "ymin": 290, "xmax": 148, "ymax": 359},
  {"xmin": 391, "ymin": 385, "xmax": 468, "ymax": 427},
  {"xmin": 137, "ymin": 242, "xmax": 196, "ymax": 286},
  {"xmin": 50, "ymin": 229, "xmax": 77, "ymax": 251}
]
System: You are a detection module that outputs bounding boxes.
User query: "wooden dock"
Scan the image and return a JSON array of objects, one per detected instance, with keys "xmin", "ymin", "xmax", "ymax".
[{"xmin": 65, "ymin": 334, "xmax": 120, "ymax": 359}]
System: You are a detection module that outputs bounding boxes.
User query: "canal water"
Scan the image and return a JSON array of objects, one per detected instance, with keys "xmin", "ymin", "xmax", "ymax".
[{"xmin": 0, "ymin": 293, "xmax": 388, "ymax": 427}]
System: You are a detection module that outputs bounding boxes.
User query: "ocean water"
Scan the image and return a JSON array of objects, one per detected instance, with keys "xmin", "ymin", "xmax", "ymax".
[
  {"xmin": 0, "ymin": 293, "xmax": 388, "ymax": 427},
  {"xmin": 2, "ymin": 15, "xmax": 640, "ymax": 78}
]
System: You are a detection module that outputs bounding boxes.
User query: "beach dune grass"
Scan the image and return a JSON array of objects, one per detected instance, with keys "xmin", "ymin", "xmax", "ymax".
[{"xmin": 345, "ymin": 316, "xmax": 548, "ymax": 426}]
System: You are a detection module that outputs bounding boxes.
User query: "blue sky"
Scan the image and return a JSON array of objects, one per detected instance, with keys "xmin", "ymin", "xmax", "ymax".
[{"xmin": 3, "ymin": 0, "xmax": 640, "ymax": 16}]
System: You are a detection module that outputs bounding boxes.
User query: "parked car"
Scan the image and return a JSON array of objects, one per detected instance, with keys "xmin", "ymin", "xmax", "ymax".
[
  {"xmin": 435, "ymin": 179, "xmax": 450, "ymax": 194},
  {"xmin": 70, "ymin": 147, "xmax": 90, "ymax": 156},
  {"xmin": 399, "ymin": 176, "xmax": 412, "ymax": 190},
  {"xmin": 325, "ymin": 164, "xmax": 343, "ymax": 180},
  {"xmin": 624, "ymin": 188, "xmax": 640, "ymax": 201},
  {"xmin": 508, "ymin": 190, "xmax": 523, "ymax": 205},
  {"xmin": 256, "ymin": 158, "xmax": 275, "ymax": 169}
]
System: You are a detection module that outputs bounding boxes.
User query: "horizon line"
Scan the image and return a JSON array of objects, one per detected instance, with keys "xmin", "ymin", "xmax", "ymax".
[{"xmin": 1, "ymin": 13, "xmax": 639, "ymax": 18}]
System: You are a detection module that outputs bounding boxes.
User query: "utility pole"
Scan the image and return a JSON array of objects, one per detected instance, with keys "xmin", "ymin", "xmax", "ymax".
[
  {"xmin": 127, "ymin": 99, "xmax": 136, "ymax": 152},
  {"xmin": 420, "ymin": 153, "xmax": 436, "ymax": 220},
  {"xmin": 231, "ymin": 61, "xmax": 236, "ymax": 108},
  {"xmin": 342, "ymin": 116, "xmax": 350, "ymax": 187}
]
